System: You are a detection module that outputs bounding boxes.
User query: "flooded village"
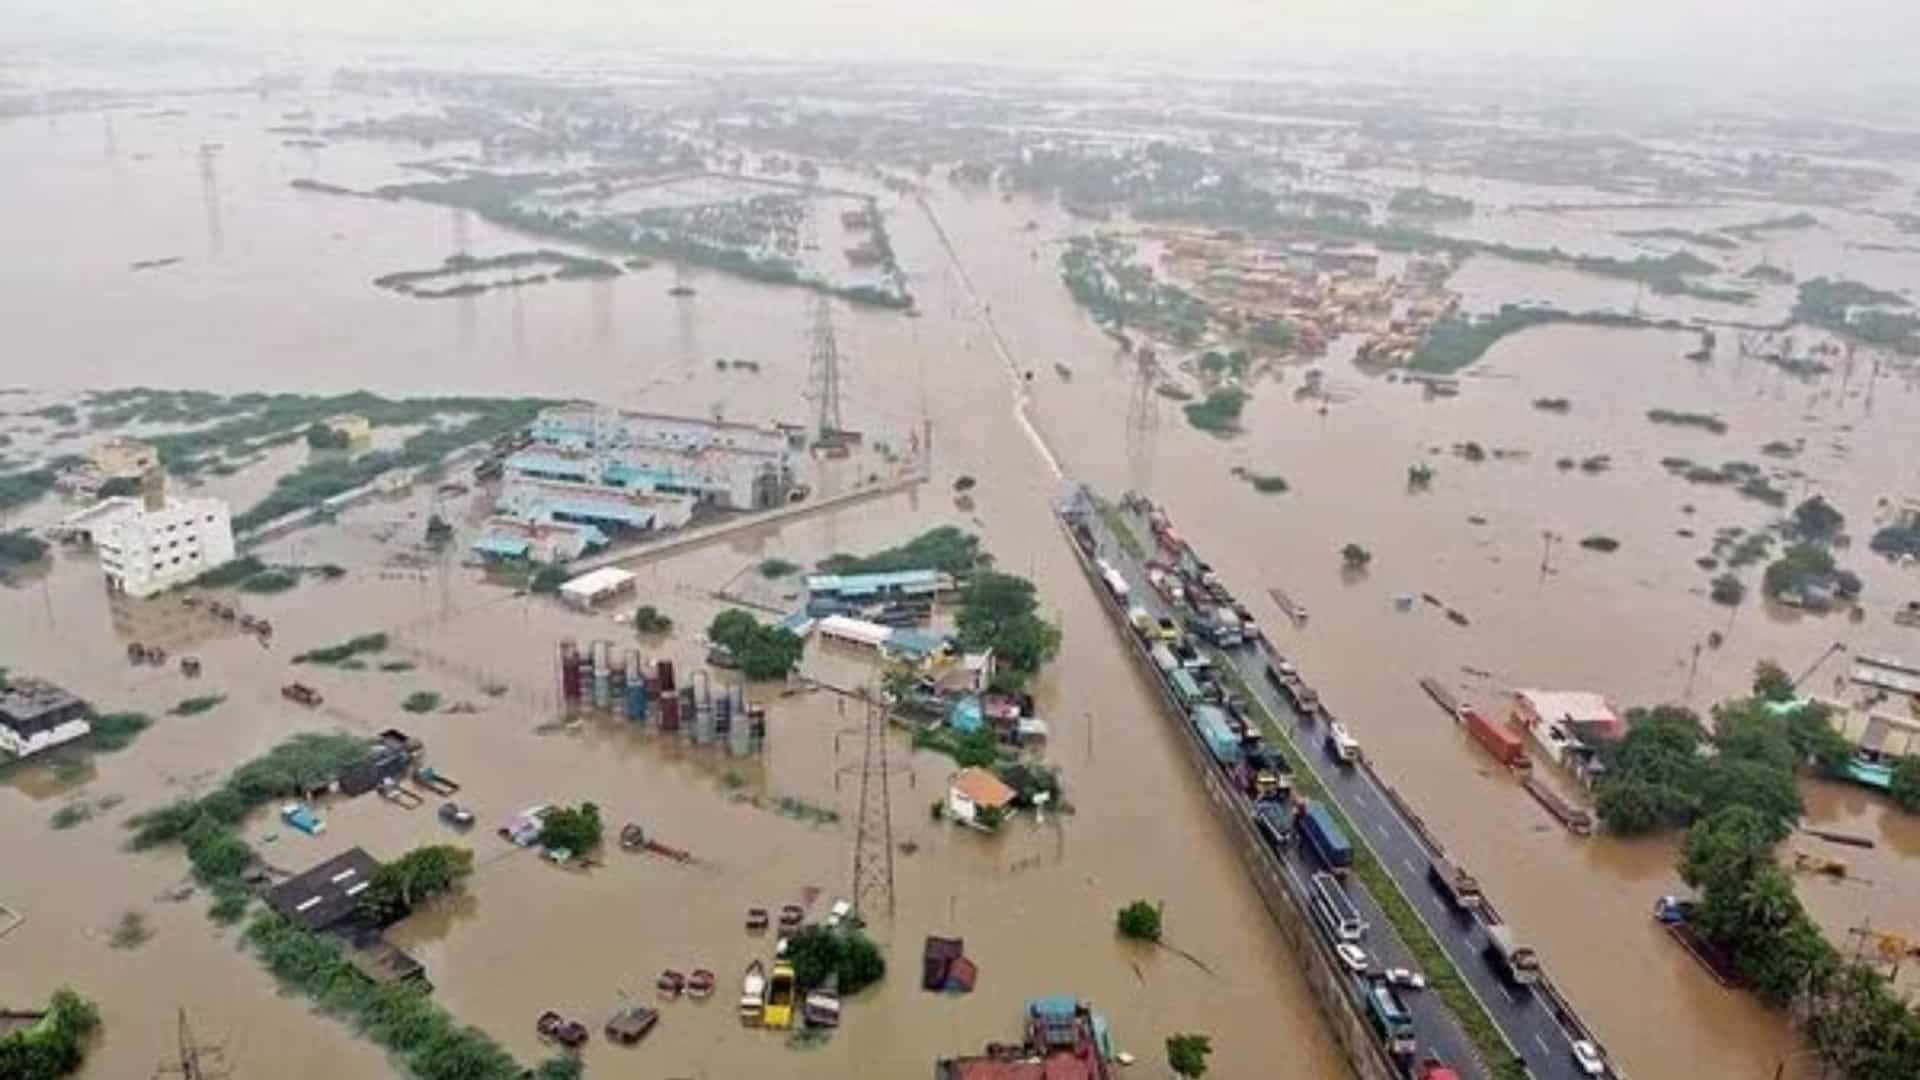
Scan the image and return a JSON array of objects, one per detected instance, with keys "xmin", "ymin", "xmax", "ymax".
[{"xmin": 4, "ymin": 36, "xmax": 1920, "ymax": 1080}]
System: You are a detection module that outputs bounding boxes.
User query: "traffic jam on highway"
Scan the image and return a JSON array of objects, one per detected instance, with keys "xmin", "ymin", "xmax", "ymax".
[{"xmin": 1066, "ymin": 491, "xmax": 1617, "ymax": 1080}]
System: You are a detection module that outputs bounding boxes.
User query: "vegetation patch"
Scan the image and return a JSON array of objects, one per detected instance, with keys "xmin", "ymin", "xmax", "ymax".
[
  {"xmin": 1182, "ymin": 388, "xmax": 1249, "ymax": 434},
  {"xmin": 293, "ymin": 632, "xmax": 389, "ymax": 665},
  {"xmin": 108, "ymin": 909, "xmax": 152, "ymax": 949},
  {"xmin": 632, "ymin": 605, "xmax": 672, "ymax": 634},
  {"xmin": 0, "ymin": 989, "xmax": 100, "ymax": 1080},
  {"xmin": 0, "ymin": 528, "xmax": 50, "ymax": 569},
  {"xmin": 785, "ymin": 924, "xmax": 887, "ymax": 993},
  {"xmin": 1116, "ymin": 900, "xmax": 1163, "ymax": 942},
  {"xmin": 709, "ymin": 610, "xmax": 806, "ymax": 680},
  {"xmin": 1647, "ymin": 408, "xmax": 1729, "ymax": 435},
  {"xmin": 0, "ymin": 468, "xmax": 60, "ymax": 512},
  {"xmin": 537, "ymin": 802, "xmax": 603, "ymax": 853},
  {"xmin": 400, "ymin": 691, "xmax": 443, "ymax": 714},
  {"xmin": 1530, "ymin": 397, "xmax": 1572, "ymax": 412},
  {"xmin": 87, "ymin": 711, "xmax": 153, "ymax": 753},
  {"xmin": 758, "ymin": 557, "xmax": 800, "ymax": 579},
  {"xmin": 373, "ymin": 249, "xmax": 622, "ymax": 299},
  {"xmin": 169, "ymin": 695, "xmax": 226, "ymax": 717},
  {"xmin": 1230, "ymin": 467, "xmax": 1288, "ymax": 494},
  {"xmin": 1579, "ymin": 535, "xmax": 1621, "ymax": 552},
  {"xmin": 818, "ymin": 525, "xmax": 981, "ymax": 577}
]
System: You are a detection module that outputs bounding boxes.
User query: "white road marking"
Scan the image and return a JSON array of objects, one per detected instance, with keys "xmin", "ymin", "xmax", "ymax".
[
  {"xmin": 1534, "ymin": 1032, "xmax": 1553, "ymax": 1056},
  {"xmin": 1403, "ymin": 857, "xmax": 1418, "ymax": 875},
  {"xmin": 1375, "ymin": 822, "xmax": 1392, "ymax": 840}
]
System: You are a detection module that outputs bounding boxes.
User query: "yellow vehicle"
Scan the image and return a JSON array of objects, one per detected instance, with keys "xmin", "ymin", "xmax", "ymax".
[{"xmin": 763, "ymin": 961, "xmax": 797, "ymax": 1029}]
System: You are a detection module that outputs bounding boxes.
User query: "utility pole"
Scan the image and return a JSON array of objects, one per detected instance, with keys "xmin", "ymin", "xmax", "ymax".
[{"xmin": 807, "ymin": 294, "xmax": 846, "ymax": 443}]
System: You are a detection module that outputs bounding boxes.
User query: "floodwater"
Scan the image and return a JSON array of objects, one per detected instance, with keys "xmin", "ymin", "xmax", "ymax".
[{"xmin": 5, "ymin": 80, "xmax": 1920, "ymax": 1080}]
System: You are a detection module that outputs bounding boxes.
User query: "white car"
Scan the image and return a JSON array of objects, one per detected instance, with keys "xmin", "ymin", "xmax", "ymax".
[
  {"xmin": 1382, "ymin": 967, "xmax": 1427, "ymax": 991},
  {"xmin": 1571, "ymin": 1039, "xmax": 1606, "ymax": 1077},
  {"xmin": 1335, "ymin": 943, "xmax": 1369, "ymax": 974}
]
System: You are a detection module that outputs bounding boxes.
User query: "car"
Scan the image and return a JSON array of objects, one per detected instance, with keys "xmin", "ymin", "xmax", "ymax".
[
  {"xmin": 1335, "ymin": 943, "xmax": 1369, "ymax": 974},
  {"xmin": 1571, "ymin": 1039, "xmax": 1606, "ymax": 1076},
  {"xmin": 1382, "ymin": 967, "xmax": 1427, "ymax": 991},
  {"xmin": 1155, "ymin": 616, "xmax": 1180, "ymax": 641}
]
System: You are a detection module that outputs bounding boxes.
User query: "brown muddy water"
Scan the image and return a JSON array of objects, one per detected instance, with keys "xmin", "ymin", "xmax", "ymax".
[{"xmin": 5, "ymin": 88, "xmax": 1920, "ymax": 1080}]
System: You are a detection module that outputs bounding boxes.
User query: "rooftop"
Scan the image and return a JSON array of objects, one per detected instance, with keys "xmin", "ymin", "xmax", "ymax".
[
  {"xmin": 0, "ymin": 679, "xmax": 86, "ymax": 727},
  {"xmin": 805, "ymin": 569, "xmax": 951, "ymax": 594},
  {"xmin": 264, "ymin": 847, "xmax": 381, "ymax": 933},
  {"xmin": 560, "ymin": 567, "xmax": 637, "ymax": 598},
  {"xmin": 1515, "ymin": 689, "xmax": 1624, "ymax": 740},
  {"xmin": 950, "ymin": 768, "xmax": 1017, "ymax": 810}
]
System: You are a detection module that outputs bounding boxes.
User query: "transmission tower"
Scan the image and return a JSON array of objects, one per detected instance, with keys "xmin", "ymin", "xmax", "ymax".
[
  {"xmin": 807, "ymin": 294, "xmax": 846, "ymax": 440},
  {"xmin": 155, "ymin": 1008, "xmax": 231, "ymax": 1080},
  {"xmin": 836, "ymin": 695, "xmax": 911, "ymax": 922}
]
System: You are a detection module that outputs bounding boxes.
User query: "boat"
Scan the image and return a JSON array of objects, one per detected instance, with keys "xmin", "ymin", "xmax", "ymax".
[
  {"xmin": 656, "ymin": 970, "xmax": 686, "ymax": 998},
  {"xmin": 604, "ymin": 1003, "xmax": 659, "ymax": 1045},
  {"xmin": 437, "ymin": 802, "xmax": 474, "ymax": 828},
  {"xmin": 739, "ymin": 961, "xmax": 766, "ymax": 1025},
  {"xmin": 763, "ymin": 961, "xmax": 797, "ymax": 1029},
  {"xmin": 536, "ymin": 1010, "xmax": 589, "ymax": 1048},
  {"xmin": 746, "ymin": 907, "xmax": 770, "ymax": 931},
  {"xmin": 686, "ymin": 969, "xmax": 716, "ymax": 999},
  {"xmin": 280, "ymin": 802, "xmax": 325, "ymax": 836}
]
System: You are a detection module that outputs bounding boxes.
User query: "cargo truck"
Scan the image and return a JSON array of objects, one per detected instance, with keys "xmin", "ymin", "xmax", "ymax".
[
  {"xmin": 1363, "ymin": 983, "xmax": 1418, "ymax": 1059},
  {"xmin": 1465, "ymin": 708, "xmax": 1530, "ymax": 770},
  {"xmin": 1189, "ymin": 704, "xmax": 1243, "ymax": 766},
  {"xmin": 1428, "ymin": 855, "xmax": 1483, "ymax": 912},
  {"xmin": 1253, "ymin": 801, "xmax": 1293, "ymax": 850},
  {"xmin": 1325, "ymin": 723, "xmax": 1361, "ymax": 766},
  {"xmin": 1298, "ymin": 801, "xmax": 1353, "ymax": 874},
  {"xmin": 1310, "ymin": 870, "xmax": 1367, "ymax": 942},
  {"xmin": 1485, "ymin": 923, "xmax": 1540, "ymax": 986}
]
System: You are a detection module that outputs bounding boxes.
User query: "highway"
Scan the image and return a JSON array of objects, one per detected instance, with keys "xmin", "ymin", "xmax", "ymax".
[{"xmin": 1079, "ymin": 494, "xmax": 1611, "ymax": 1080}]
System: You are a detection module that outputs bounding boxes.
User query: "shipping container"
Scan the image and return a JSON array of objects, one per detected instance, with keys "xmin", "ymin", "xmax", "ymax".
[{"xmin": 1465, "ymin": 708, "xmax": 1529, "ymax": 769}]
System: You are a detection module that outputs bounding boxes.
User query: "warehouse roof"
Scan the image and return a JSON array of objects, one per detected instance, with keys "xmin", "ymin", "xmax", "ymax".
[
  {"xmin": 264, "ymin": 847, "xmax": 380, "ymax": 932},
  {"xmin": 561, "ymin": 567, "xmax": 636, "ymax": 600}
]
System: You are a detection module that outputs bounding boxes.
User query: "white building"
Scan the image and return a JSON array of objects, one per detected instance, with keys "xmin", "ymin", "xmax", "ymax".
[
  {"xmin": 558, "ymin": 566, "xmax": 637, "ymax": 610},
  {"xmin": 77, "ymin": 489, "xmax": 236, "ymax": 598}
]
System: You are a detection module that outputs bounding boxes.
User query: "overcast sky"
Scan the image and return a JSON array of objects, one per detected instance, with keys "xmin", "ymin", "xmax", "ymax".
[{"xmin": 11, "ymin": 0, "xmax": 1920, "ymax": 72}]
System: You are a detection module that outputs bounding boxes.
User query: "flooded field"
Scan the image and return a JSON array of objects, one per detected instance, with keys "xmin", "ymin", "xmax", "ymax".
[{"xmin": 5, "ymin": 71, "xmax": 1920, "ymax": 1080}]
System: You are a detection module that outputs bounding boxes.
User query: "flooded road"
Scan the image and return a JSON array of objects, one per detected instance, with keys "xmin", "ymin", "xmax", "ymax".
[{"xmin": 4, "ymin": 83, "xmax": 1920, "ymax": 1080}]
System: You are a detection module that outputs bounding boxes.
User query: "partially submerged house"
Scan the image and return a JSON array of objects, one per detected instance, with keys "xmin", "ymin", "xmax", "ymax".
[
  {"xmin": 946, "ymin": 768, "xmax": 1017, "ymax": 828},
  {"xmin": 0, "ymin": 679, "xmax": 90, "ymax": 760},
  {"xmin": 264, "ymin": 847, "xmax": 428, "ymax": 988}
]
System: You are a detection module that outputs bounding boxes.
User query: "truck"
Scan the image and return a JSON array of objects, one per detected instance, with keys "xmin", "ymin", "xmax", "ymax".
[
  {"xmin": 1417, "ymin": 1057, "xmax": 1461, "ymax": 1080},
  {"xmin": 1309, "ymin": 870, "xmax": 1367, "ymax": 942},
  {"xmin": 1362, "ymin": 983, "xmax": 1418, "ymax": 1058},
  {"xmin": 1096, "ymin": 560, "xmax": 1130, "ymax": 602},
  {"xmin": 1236, "ymin": 746, "xmax": 1292, "ymax": 802},
  {"xmin": 1128, "ymin": 605, "xmax": 1155, "ymax": 637},
  {"xmin": 1213, "ymin": 606, "xmax": 1245, "ymax": 647},
  {"xmin": 1169, "ymin": 668, "xmax": 1208, "ymax": 710},
  {"xmin": 1428, "ymin": 855, "xmax": 1483, "ymax": 912},
  {"xmin": 1325, "ymin": 723, "xmax": 1361, "ymax": 766},
  {"xmin": 1485, "ymin": 923, "xmax": 1540, "ymax": 985},
  {"xmin": 1465, "ymin": 708, "xmax": 1530, "ymax": 770},
  {"xmin": 1189, "ymin": 704, "xmax": 1243, "ymax": 766},
  {"xmin": 1297, "ymin": 801, "xmax": 1353, "ymax": 874}
]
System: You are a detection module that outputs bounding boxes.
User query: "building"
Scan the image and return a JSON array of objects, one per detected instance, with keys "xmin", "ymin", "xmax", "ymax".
[
  {"xmin": 88, "ymin": 437, "xmax": 159, "ymax": 481},
  {"xmin": 68, "ymin": 478, "xmax": 236, "ymax": 598},
  {"xmin": 324, "ymin": 414, "xmax": 372, "ymax": 443},
  {"xmin": 946, "ymin": 767, "xmax": 1017, "ymax": 827},
  {"xmin": 264, "ymin": 847, "xmax": 383, "ymax": 932},
  {"xmin": 0, "ymin": 679, "xmax": 91, "ymax": 759},
  {"xmin": 935, "ymin": 998, "xmax": 1116, "ymax": 1080},
  {"xmin": 1512, "ymin": 689, "xmax": 1625, "ymax": 744},
  {"xmin": 558, "ymin": 567, "xmax": 637, "ymax": 610},
  {"xmin": 816, "ymin": 614, "xmax": 894, "ymax": 652},
  {"xmin": 804, "ymin": 569, "xmax": 955, "ymax": 602},
  {"xmin": 509, "ymin": 404, "xmax": 796, "ymax": 511},
  {"xmin": 497, "ymin": 474, "xmax": 695, "ymax": 536},
  {"xmin": 470, "ymin": 518, "xmax": 606, "ymax": 564}
]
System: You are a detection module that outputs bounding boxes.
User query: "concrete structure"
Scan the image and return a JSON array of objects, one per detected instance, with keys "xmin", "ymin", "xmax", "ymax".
[
  {"xmin": 946, "ymin": 768, "xmax": 1017, "ymax": 827},
  {"xmin": 0, "ymin": 679, "xmax": 91, "ymax": 759},
  {"xmin": 68, "ymin": 483, "xmax": 235, "ymax": 598},
  {"xmin": 511, "ymin": 404, "xmax": 795, "ymax": 511},
  {"xmin": 559, "ymin": 567, "xmax": 637, "ymax": 609},
  {"xmin": 87, "ymin": 437, "xmax": 158, "ymax": 481},
  {"xmin": 936, "ymin": 998, "xmax": 1115, "ymax": 1080}
]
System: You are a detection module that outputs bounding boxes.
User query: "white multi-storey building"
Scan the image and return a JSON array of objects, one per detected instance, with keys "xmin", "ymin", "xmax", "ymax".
[{"xmin": 82, "ymin": 491, "xmax": 237, "ymax": 597}]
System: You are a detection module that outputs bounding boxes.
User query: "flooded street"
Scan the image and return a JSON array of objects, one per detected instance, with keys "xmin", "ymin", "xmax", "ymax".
[{"xmin": 5, "ymin": 79, "xmax": 1920, "ymax": 1080}]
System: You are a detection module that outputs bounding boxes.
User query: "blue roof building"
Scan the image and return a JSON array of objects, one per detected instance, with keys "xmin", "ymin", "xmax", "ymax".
[
  {"xmin": 805, "ymin": 569, "xmax": 954, "ymax": 600},
  {"xmin": 948, "ymin": 695, "xmax": 985, "ymax": 735}
]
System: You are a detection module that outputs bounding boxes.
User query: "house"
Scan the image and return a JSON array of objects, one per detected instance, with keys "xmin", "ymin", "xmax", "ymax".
[
  {"xmin": 0, "ymin": 679, "xmax": 91, "ymax": 759},
  {"xmin": 324, "ymin": 414, "xmax": 372, "ymax": 443},
  {"xmin": 946, "ymin": 768, "xmax": 1017, "ymax": 827},
  {"xmin": 68, "ymin": 476, "xmax": 235, "ymax": 597},
  {"xmin": 1512, "ymin": 689, "xmax": 1624, "ymax": 745},
  {"xmin": 558, "ymin": 567, "xmax": 637, "ymax": 610},
  {"xmin": 935, "ymin": 998, "xmax": 1116, "ymax": 1080},
  {"xmin": 470, "ymin": 518, "xmax": 605, "ymax": 564},
  {"xmin": 264, "ymin": 847, "xmax": 382, "ymax": 933},
  {"xmin": 922, "ymin": 935, "xmax": 976, "ymax": 993},
  {"xmin": 88, "ymin": 437, "xmax": 159, "ymax": 481},
  {"xmin": 337, "ymin": 741, "xmax": 414, "ymax": 797}
]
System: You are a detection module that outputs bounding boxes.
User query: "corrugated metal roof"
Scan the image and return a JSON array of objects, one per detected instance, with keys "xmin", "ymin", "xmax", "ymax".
[{"xmin": 471, "ymin": 535, "xmax": 531, "ymax": 557}]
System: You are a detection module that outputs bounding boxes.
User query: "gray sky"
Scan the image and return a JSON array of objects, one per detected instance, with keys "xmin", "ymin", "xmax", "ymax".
[{"xmin": 13, "ymin": 0, "xmax": 1920, "ymax": 70}]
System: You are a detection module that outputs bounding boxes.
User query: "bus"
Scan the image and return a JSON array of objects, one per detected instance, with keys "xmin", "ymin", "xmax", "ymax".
[
  {"xmin": 1310, "ymin": 871, "xmax": 1367, "ymax": 943},
  {"xmin": 1363, "ymin": 983, "xmax": 1418, "ymax": 1059},
  {"xmin": 1485, "ymin": 923, "xmax": 1540, "ymax": 986}
]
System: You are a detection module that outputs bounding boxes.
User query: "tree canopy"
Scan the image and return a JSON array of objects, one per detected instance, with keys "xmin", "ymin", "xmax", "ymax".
[
  {"xmin": 1116, "ymin": 900, "xmax": 1163, "ymax": 942},
  {"xmin": 708, "ymin": 610, "xmax": 806, "ymax": 680},
  {"xmin": 359, "ymin": 845, "xmax": 474, "ymax": 925},
  {"xmin": 538, "ymin": 802, "xmax": 603, "ymax": 853},
  {"xmin": 955, "ymin": 571, "xmax": 1061, "ymax": 689},
  {"xmin": 784, "ymin": 924, "xmax": 887, "ymax": 994},
  {"xmin": 1167, "ymin": 1033, "xmax": 1214, "ymax": 1078}
]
